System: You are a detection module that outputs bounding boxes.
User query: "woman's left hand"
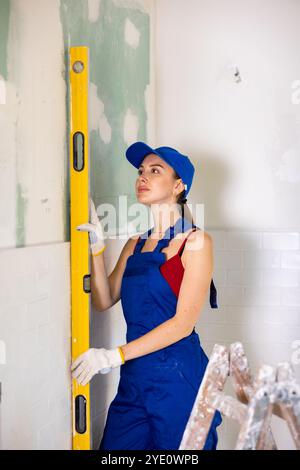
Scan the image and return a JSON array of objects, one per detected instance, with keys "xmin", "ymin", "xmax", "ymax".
[{"xmin": 71, "ymin": 347, "xmax": 125, "ymax": 385}]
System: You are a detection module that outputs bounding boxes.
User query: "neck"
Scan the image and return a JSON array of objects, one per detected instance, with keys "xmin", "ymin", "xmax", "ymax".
[{"xmin": 150, "ymin": 203, "xmax": 181, "ymax": 236}]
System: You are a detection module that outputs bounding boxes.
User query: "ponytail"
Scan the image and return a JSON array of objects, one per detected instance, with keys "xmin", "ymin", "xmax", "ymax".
[{"xmin": 174, "ymin": 170, "xmax": 195, "ymax": 226}]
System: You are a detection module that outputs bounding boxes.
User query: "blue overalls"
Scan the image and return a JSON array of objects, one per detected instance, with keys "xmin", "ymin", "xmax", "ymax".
[{"xmin": 99, "ymin": 217, "xmax": 222, "ymax": 450}]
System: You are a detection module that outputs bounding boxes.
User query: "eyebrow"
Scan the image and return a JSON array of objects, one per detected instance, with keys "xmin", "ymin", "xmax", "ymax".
[{"xmin": 138, "ymin": 163, "xmax": 165, "ymax": 169}]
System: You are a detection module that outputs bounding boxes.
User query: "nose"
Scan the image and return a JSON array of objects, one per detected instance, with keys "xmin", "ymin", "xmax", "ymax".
[{"xmin": 139, "ymin": 173, "xmax": 148, "ymax": 183}]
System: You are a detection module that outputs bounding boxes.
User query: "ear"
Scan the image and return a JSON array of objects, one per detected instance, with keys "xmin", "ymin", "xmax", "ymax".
[{"xmin": 174, "ymin": 179, "xmax": 185, "ymax": 196}]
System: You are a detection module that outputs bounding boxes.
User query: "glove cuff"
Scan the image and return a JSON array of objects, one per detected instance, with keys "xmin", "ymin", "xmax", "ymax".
[
  {"xmin": 118, "ymin": 346, "xmax": 125, "ymax": 364},
  {"xmin": 92, "ymin": 244, "xmax": 107, "ymax": 257},
  {"xmin": 107, "ymin": 347, "xmax": 125, "ymax": 368}
]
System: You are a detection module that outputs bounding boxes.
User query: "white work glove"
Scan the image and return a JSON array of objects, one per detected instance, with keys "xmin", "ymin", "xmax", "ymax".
[
  {"xmin": 71, "ymin": 347, "xmax": 125, "ymax": 386},
  {"xmin": 76, "ymin": 198, "xmax": 106, "ymax": 256}
]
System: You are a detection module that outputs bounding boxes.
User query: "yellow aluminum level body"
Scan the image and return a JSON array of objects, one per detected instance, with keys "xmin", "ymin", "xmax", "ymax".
[{"xmin": 70, "ymin": 46, "xmax": 91, "ymax": 450}]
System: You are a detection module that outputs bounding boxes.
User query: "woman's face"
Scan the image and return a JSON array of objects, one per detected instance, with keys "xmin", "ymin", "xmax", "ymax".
[{"xmin": 135, "ymin": 153, "xmax": 184, "ymax": 205}]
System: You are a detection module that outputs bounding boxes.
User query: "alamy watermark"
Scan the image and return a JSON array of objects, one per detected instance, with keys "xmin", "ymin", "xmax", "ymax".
[{"xmin": 90, "ymin": 197, "xmax": 207, "ymax": 250}]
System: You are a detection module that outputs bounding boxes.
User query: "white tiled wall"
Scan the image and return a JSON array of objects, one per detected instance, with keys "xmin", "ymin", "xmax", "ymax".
[
  {"xmin": 198, "ymin": 230, "xmax": 300, "ymax": 450},
  {"xmin": 0, "ymin": 243, "xmax": 72, "ymax": 450},
  {"xmin": 90, "ymin": 231, "xmax": 300, "ymax": 450}
]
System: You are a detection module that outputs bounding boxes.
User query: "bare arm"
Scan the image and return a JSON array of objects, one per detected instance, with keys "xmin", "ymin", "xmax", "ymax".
[
  {"xmin": 119, "ymin": 230, "xmax": 213, "ymax": 361},
  {"xmin": 91, "ymin": 235, "xmax": 139, "ymax": 312},
  {"xmin": 90, "ymin": 251, "xmax": 112, "ymax": 312}
]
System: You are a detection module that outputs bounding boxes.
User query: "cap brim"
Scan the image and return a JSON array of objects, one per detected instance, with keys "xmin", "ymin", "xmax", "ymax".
[{"xmin": 125, "ymin": 142, "xmax": 161, "ymax": 169}]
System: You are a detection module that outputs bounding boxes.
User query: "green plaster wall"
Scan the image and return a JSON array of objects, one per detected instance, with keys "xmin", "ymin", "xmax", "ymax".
[
  {"xmin": 0, "ymin": 0, "xmax": 10, "ymax": 80},
  {"xmin": 0, "ymin": 0, "xmax": 26, "ymax": 248},
  {"xmin": 16, "ymin": 183, "xmax": 28, "ymax": 248},
  {"xmin": 60, "ymin": 0, "xmax": 150, "ymax": 236}
]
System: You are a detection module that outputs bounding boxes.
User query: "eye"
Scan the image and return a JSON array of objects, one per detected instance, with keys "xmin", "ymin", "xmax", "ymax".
[{"xmin": 137, "ymin": 167, "xmax": 160, "ymax": 175}]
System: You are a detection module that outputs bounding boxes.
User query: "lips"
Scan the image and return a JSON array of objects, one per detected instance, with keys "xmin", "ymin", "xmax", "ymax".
[{"xmin": 137, "ymin": 187, "xmax": 150, "ymax": 192}]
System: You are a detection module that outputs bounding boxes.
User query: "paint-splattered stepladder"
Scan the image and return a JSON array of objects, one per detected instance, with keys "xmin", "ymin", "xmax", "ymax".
[
  {"xmin": 179, "ymin": 343, "xmax": 300, "ymax": 450},
  {"xmin": 70, "ymin": 46, "xmax": 91, "ymax": 450}
]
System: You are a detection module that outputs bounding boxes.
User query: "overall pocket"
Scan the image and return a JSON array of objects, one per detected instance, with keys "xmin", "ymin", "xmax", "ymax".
[{"xmin": 175, "ymin": 364, "xmax": 201, "ymax": 394}]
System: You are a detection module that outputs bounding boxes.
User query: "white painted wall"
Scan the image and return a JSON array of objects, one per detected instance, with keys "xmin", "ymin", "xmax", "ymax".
[
  {"xmin": 154, "ymin": 0, "xmax": 300, "ymax": 449},
  {"xmin": 1, "ymin": 0, "xmax": 67, "ymax": 249},
  {"xmin": 0, "ymin": 0, "xmax": 70, "ymax": 450},
  {"xmin": 0, "ymin": 243, "xmax": 71, "ymax": 449},
  {"xmin": 154, "ymin": 0, "xmax": 300, "ymax": 231}
]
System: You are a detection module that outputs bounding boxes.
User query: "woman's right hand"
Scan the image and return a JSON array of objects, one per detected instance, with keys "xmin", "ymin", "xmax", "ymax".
[{"xmin": 76, "ymin": 198, "xmax": 106, "ymax": 256}]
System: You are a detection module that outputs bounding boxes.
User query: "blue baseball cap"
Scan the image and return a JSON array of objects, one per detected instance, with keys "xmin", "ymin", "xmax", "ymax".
[{"xmin": 125, "ymin": 141, "xmax": 195, "ymax": 197}]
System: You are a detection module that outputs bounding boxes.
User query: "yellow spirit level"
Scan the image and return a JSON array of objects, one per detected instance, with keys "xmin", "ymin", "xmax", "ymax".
[{"xmin": 69, "ymin": 46, "xmax": 91, "ymax": 450}]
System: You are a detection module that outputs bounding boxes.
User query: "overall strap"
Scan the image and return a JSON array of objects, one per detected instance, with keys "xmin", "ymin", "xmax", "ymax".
[
  {"xmin": 155, "ymin": 217, "xmax": 195, "ymax": 254},
  {"xmin": 133, "ymin": 227, "xmax": 151, "ymax": 254},
  {"xmin": 134, "ymin": 217, "xmax": 190, "ymax": 254},
  {"xmin": 210, "ymin": 279, "xmax": 218, "ymax": 308},
  {"xmin": 133, "ymin": 236, "xmax": 141, "ymax": 254},
  {"xmin": 133, "ymin": 218, "xmax": 197, "ymax": 255}
]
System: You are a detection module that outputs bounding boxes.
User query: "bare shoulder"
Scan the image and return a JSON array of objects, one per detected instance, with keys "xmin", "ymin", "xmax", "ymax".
[
  {"xmin": 181, "ymin": 229, "xmax": 212, "ymax": 269},
  {"xmin": 130, "ymin": 233, "xmax": 141, "ymax": 244},
  {"xmin": 129, "ymin": 233, "xmax": 140, "ymax": 241},
  {"xmin": 123, "ymin": 233, "xmax": 140, "ymax": 255},
  {"xmin": 187, "ymin": 228, "xmax": 212, "ymax": 242},
  {"xmin": 185, "ymin": 229, "xmax": 212, "ymax": 252}
]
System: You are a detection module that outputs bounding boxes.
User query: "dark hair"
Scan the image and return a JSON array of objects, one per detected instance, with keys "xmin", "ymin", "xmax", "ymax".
[{"xmin": 173, "ymin": 170, "xmax": 195, "ymax": 225}]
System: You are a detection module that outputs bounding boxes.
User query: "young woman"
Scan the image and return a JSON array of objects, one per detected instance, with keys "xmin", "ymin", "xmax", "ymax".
[{"xmin": 71, "ymin": 141, "xmax": 222, "ymax": 450}]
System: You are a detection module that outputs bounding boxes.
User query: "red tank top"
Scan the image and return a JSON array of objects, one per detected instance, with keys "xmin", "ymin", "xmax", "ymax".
[{"xmin": 136, "ymin": 228, "xmax": 197, "ymax": 298}]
